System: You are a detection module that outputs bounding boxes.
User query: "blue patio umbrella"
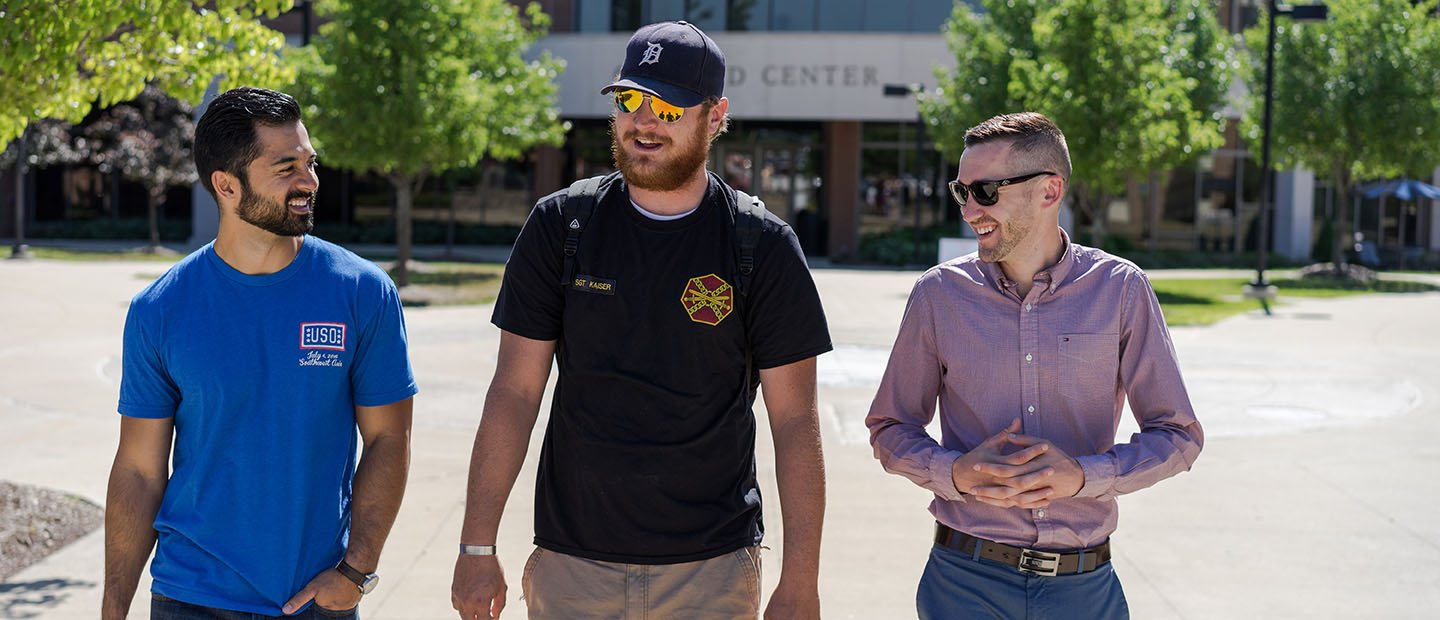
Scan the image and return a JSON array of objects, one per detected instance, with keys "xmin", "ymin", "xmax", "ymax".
[
  {"xmin": 1356, "ymin": 178, "xmax": 1440, "ymax": 269},
  {"xmin": 1358, "ymin": 178, "xmax": 1440, "ymax": 201}
]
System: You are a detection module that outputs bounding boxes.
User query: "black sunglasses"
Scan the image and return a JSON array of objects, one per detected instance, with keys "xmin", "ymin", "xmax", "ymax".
[{"xmin": 948, "ymin": 171, "xmax": 1057, "ymax": 207}]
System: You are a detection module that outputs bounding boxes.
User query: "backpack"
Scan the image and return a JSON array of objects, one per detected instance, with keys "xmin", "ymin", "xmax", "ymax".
[{"xmin": 557, "ymin": 171, "xmax": 769, "ymax": 403}]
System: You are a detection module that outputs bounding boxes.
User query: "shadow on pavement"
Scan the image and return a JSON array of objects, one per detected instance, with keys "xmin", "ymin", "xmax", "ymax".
[{"xmin": 0, "ymin": 579, "xmax": 95, "ymax": 619}]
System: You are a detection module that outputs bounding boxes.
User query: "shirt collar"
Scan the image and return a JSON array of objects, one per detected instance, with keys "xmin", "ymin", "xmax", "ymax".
[{"xmin": 982, "ymin": 227, "xmax": 1077, "ymax": 296}]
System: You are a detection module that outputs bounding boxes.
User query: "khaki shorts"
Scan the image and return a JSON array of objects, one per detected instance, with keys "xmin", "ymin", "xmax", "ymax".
[{"xmin": 521, "ymin": 546, "xmax": 762, "ymax": 620}]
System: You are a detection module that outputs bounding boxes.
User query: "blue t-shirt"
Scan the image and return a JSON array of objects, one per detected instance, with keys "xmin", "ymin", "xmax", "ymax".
[{"xmin": 118, "ymin": 236, "xmax": 417, "ymax": 614}]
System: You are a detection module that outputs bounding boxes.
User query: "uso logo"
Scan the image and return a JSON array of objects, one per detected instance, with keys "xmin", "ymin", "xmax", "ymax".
[{"xmin": 299, "ymin": 322, "xmax": 347, "ymax": 351}]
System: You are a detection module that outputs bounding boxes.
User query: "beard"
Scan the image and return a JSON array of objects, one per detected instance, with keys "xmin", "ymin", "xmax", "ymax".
[
  {"xmin": 976, "ymin": 211, "xmax": 1033, "ymax": 264},
  {"xmin": 236, "ymin": 177, "xmax": 315, "ymax": 237},
  {"xmin": 610, "ymin": 117, "xmax": 712, "ymax": 192}
]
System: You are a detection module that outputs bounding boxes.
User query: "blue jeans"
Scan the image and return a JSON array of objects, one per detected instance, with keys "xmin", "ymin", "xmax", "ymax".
[
  {"xmin": 151, "ymin": 594, "xmax": 358, "ymax": 619},
  {"xmin": 916, "ymin": 543, "xmax": 1129, "ymax": 620}
]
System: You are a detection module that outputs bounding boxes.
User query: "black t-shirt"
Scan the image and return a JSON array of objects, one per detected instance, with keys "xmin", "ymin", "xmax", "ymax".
[{"xmin": 492, "ymin": 173, "xmax": 833, "ymax": 564}]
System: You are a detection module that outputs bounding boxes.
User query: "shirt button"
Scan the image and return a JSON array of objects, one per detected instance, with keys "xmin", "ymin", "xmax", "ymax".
[
  {"xmin": 1025, "ymin": 353, "xmax": 1033, "ymax": 363},
  {"xmin": 1027, "ymin": 405, "xmax": 1036, "ymax": 413},
  {"xmin": 1025, "ymin": 303, "xmax": 1033, "ymax": 312},
  {"xmin": 1037, "ymin": 509, "xmax": 1047, "ymax": 518}
]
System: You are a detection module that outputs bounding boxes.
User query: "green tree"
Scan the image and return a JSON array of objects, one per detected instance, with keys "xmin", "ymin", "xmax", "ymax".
[
  {"xmin": 289, "ymin": 0, "xmax": 567, "ymax": 287},
  {"xmin": 921, "ymin": 0, "xmax": 1232, "ymax": 240},
  {"xmin": 0, "ymin": 1, "xmax": 295, "ymax": 145},
  {"xmin": 1242, "ymin": 0, "xmax": 1440, "ymax": 266},
  {"xmin": 81, "ymin": 85, "xmax": 198, "ymax": 252}
]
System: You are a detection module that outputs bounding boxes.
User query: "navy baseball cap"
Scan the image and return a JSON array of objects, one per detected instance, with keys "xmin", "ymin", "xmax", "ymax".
[{"xmin": 600, "ymin": 21, "xmax": 725, "ymax": 108}]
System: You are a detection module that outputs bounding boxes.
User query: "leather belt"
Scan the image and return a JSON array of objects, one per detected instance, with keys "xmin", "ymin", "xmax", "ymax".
[{"xmin": 934, "ymin": 523, "xmax": 1111, "ymax": 577}]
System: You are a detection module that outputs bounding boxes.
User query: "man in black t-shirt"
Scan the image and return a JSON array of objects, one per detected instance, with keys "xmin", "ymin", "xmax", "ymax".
[{"xmin": 450, "ymin": 20, "xmax": 832, "ymax": 620}]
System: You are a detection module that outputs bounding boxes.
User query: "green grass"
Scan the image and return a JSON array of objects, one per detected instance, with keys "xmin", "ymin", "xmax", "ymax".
[
  {"xmin": 24, "ymin": 249, "xmax": 1440, "ymax": 315},
  {"xmin": 372, "ymin": 260, "xmax": 506, "ymax": 307},
  {"xmin": 28, "ymin": 247, "xmax": 506, "ymax": 306},
  {"xmin": 29, "ymin": 247, "xmax": 184, "ymax": 262},
  {"xmin": 1150, "ymin": 277, "xmax": 1440, "ymax": 326}
]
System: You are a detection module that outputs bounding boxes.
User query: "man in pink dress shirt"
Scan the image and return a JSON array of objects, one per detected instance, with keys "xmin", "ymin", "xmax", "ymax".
[{"xmin": 866, "ymin": 112, "xmax": 1203, "ymax": 619}]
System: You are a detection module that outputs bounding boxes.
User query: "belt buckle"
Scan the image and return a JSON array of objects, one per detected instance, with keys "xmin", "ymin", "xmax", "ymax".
[{"xmin": 1017, "ymin": 549, "xmax": 1061, "ymax": 577}]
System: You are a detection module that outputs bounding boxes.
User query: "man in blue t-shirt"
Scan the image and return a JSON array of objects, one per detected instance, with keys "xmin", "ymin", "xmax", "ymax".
[{"xmin": 103, "ymin": 87, "xmax": 417, "ymax": 619}]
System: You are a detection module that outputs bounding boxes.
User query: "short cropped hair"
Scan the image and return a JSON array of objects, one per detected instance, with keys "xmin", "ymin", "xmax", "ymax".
[
  {"xmin": 193, "ymin": 87, "xmax": 303, "ymax": 198},
  {"xmin": 963, "ymin": 112, "xmax": 1072, "ymax": 181}
]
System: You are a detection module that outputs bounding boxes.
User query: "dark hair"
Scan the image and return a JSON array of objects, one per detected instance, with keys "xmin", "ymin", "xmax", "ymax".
[
  {"xmin": 962, "ymin": 112, "xmax": 1072, "ymax": 181},
  {"xmin": 193, "ymin": 87, "xmax": 303, "ymax": 198}
]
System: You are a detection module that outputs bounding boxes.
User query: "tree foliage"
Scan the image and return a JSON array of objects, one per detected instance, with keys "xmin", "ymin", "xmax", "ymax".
[
  {"xmin": 0, "ymin": 1, "xmax": 295, "ymax": 146},
  {"xmin": 1242, "ymin": 0, "xmax": 1440, "ymax": 193},
  {"xmin": 288, "ymin": 0, "xmax": 567, "ymax": 286},
  {"xmin": 84, "ymin": 85, "xmax": 199, "ymax": 250},
  {"xmin": 83, "ymin": 86, "xmax": 198, "ymax": 194},
  {"xmin": 0, "ymin": 120, "xmax": 83, "ymax": 170},
  {"xmin": 921, "ymin": 0, "xmax": 1233, "ymax": 230}
]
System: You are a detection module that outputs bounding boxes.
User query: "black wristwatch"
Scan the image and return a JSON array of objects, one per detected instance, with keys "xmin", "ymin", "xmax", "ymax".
[{"xmin": 335, "ymin": 559, "xmax": 379, "ymax": 595}]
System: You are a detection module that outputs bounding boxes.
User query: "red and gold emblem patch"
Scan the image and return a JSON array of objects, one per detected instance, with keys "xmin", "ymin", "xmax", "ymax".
[{"xmin": 680, "ymin": 273, "xmax": 734, "ymax": 326}]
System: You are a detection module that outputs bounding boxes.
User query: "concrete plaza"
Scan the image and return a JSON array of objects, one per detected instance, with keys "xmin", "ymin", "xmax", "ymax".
[{"xmin": 1, "ymin": 255, "xmax": 1438, "ymax": 619}]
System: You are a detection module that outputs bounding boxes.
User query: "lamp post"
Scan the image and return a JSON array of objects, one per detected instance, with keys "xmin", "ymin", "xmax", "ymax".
[
  {"xmin": 883, "ymin": 83, "xmax": 926, "ymax": 265},
  {"xmin": 1248, "ymin": 1, "xmax": 1328, "ymax": 313},
  {"xmin": 300, "ymin": 0, "xmax": 312, "ymax": 46}
]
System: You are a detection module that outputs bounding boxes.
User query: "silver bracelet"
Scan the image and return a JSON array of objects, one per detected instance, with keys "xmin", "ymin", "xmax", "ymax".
[{"xmin": 459, "ymin": 544, "xmax": 497, "ymax": 556}]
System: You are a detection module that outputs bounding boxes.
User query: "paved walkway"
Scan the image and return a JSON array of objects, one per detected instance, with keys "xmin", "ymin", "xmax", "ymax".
[{"xmin": 2, "ymin": 256, "xmax": 1439, "ymax": 619}]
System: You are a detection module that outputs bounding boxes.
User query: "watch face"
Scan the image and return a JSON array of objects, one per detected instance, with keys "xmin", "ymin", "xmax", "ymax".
[{"xmin": 359, "ymin": 574, "xmax": 379, "ymax": 595}]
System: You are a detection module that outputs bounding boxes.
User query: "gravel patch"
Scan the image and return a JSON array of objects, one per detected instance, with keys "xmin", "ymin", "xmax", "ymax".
[{"xmin": 0, "ymin": 481, "xmax": 103, "ymax": 581}]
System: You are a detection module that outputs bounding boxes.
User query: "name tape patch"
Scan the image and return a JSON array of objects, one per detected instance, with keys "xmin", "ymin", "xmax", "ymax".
[{"xmin": 571, "ymin": 274, "xmax": 617, "ymax": 296}]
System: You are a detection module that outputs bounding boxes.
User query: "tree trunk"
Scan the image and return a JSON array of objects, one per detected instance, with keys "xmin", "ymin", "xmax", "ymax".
[
  {"xmin": 446, "ymin": 177, "xmax": 456, "ymax": 259},
  {"xmin": 1074, "ymin": 184, "xmax": 1111, "ymax": 248},
  {"xmin": 11, "ymin": 123, "xmax": 28, "ymax": 256},
  {"xmin": 1330, "ymin": 168, "xmax": 1352, "ymax": 273},
  {"xmin": 1148, "ymin": 171, "xmax": 1165, "ymax": 251},
  {"xmin": 109, "ymin": 171, "xmax": 122, "ymax": 219},
  {"xmin": 392, "ymin": 175, "xmax": 415, "ymax": 288},
  {"xmin": 146, "ymin": 188, "xmax": 163, "ymax": 252}
]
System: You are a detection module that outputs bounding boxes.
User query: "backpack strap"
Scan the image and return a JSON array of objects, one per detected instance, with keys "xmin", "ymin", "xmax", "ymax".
[
  {"xmin": 559, "ymin": 174, "xmax": 611, "ymax": 286},
  {"xmin": 730, "ymin": 188, "xmax": 766, "ymax": 300},
  {"xmin": 724, "ymin": 181, "xmax": 769, "ymax": 409}
]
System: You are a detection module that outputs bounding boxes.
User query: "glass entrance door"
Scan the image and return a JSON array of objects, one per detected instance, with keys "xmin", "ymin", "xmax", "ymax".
[{"xmin": 712, "ymin": 126, "xmax": 824, "ymax": 254}]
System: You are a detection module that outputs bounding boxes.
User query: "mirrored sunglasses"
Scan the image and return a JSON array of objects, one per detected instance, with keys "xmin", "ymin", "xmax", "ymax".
[{"xmin": 612, "ymin": 89, "xmax": 687, "ymax": 123}]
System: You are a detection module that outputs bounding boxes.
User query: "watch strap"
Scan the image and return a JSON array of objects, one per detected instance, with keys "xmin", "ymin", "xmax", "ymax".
[
  {"xmin": 459, "ymin": 544, "xmax": 497, "ymax": 556},
  {"xmin": 335, "ymin": 559, "xmax": 371, "ymax": 587}
]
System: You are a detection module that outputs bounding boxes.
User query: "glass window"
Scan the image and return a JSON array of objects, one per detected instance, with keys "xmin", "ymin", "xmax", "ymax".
[
  {"xmin": 860, "ymin": 121, "xmax": 946, "ymax": 237},
  {"xmin": 684, "ymin": 0, "xmax": 727, "ymax": 31},
  {"xmin": 593, "ymin": 0, "xmax": 958, "ymax": 32},
  {"xmin": 861, "ymin": 0, "xmax": 907, "ymax": 32},
  {"xmin": 911, "ymin": 0, "xmax": 956, "ymax": 31},
  {"xmin": 729, "ymin": 0, "xmax": 768, "ymax": 30},
  {"xmin": 816, "ymin": 0, "xmax": 863, "ymax": 30},
  {"xmin": 770, "ymin": 0, "xmax": 816, "ymax": 31},
  {"xmin": 611, "ymin": 0, "xmax": 643, "ymax": 31},
  {"xmin": 577, "ymin": 0, "xmax": 613, "ymax": 32},
  {"xmin": 646, "ymin": 0, "xmax": 686, "ymax": 21}
]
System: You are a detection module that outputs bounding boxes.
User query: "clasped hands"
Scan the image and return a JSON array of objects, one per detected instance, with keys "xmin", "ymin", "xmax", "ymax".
[{"xmin": 950, "ymin": 418, "xmax": 1084, "ymax": 509}]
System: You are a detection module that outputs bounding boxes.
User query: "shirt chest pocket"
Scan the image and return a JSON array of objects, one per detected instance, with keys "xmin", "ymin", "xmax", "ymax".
[{"xmin": 1058, "ymin": 333, "xmax": 1119, "ymax": 401}]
